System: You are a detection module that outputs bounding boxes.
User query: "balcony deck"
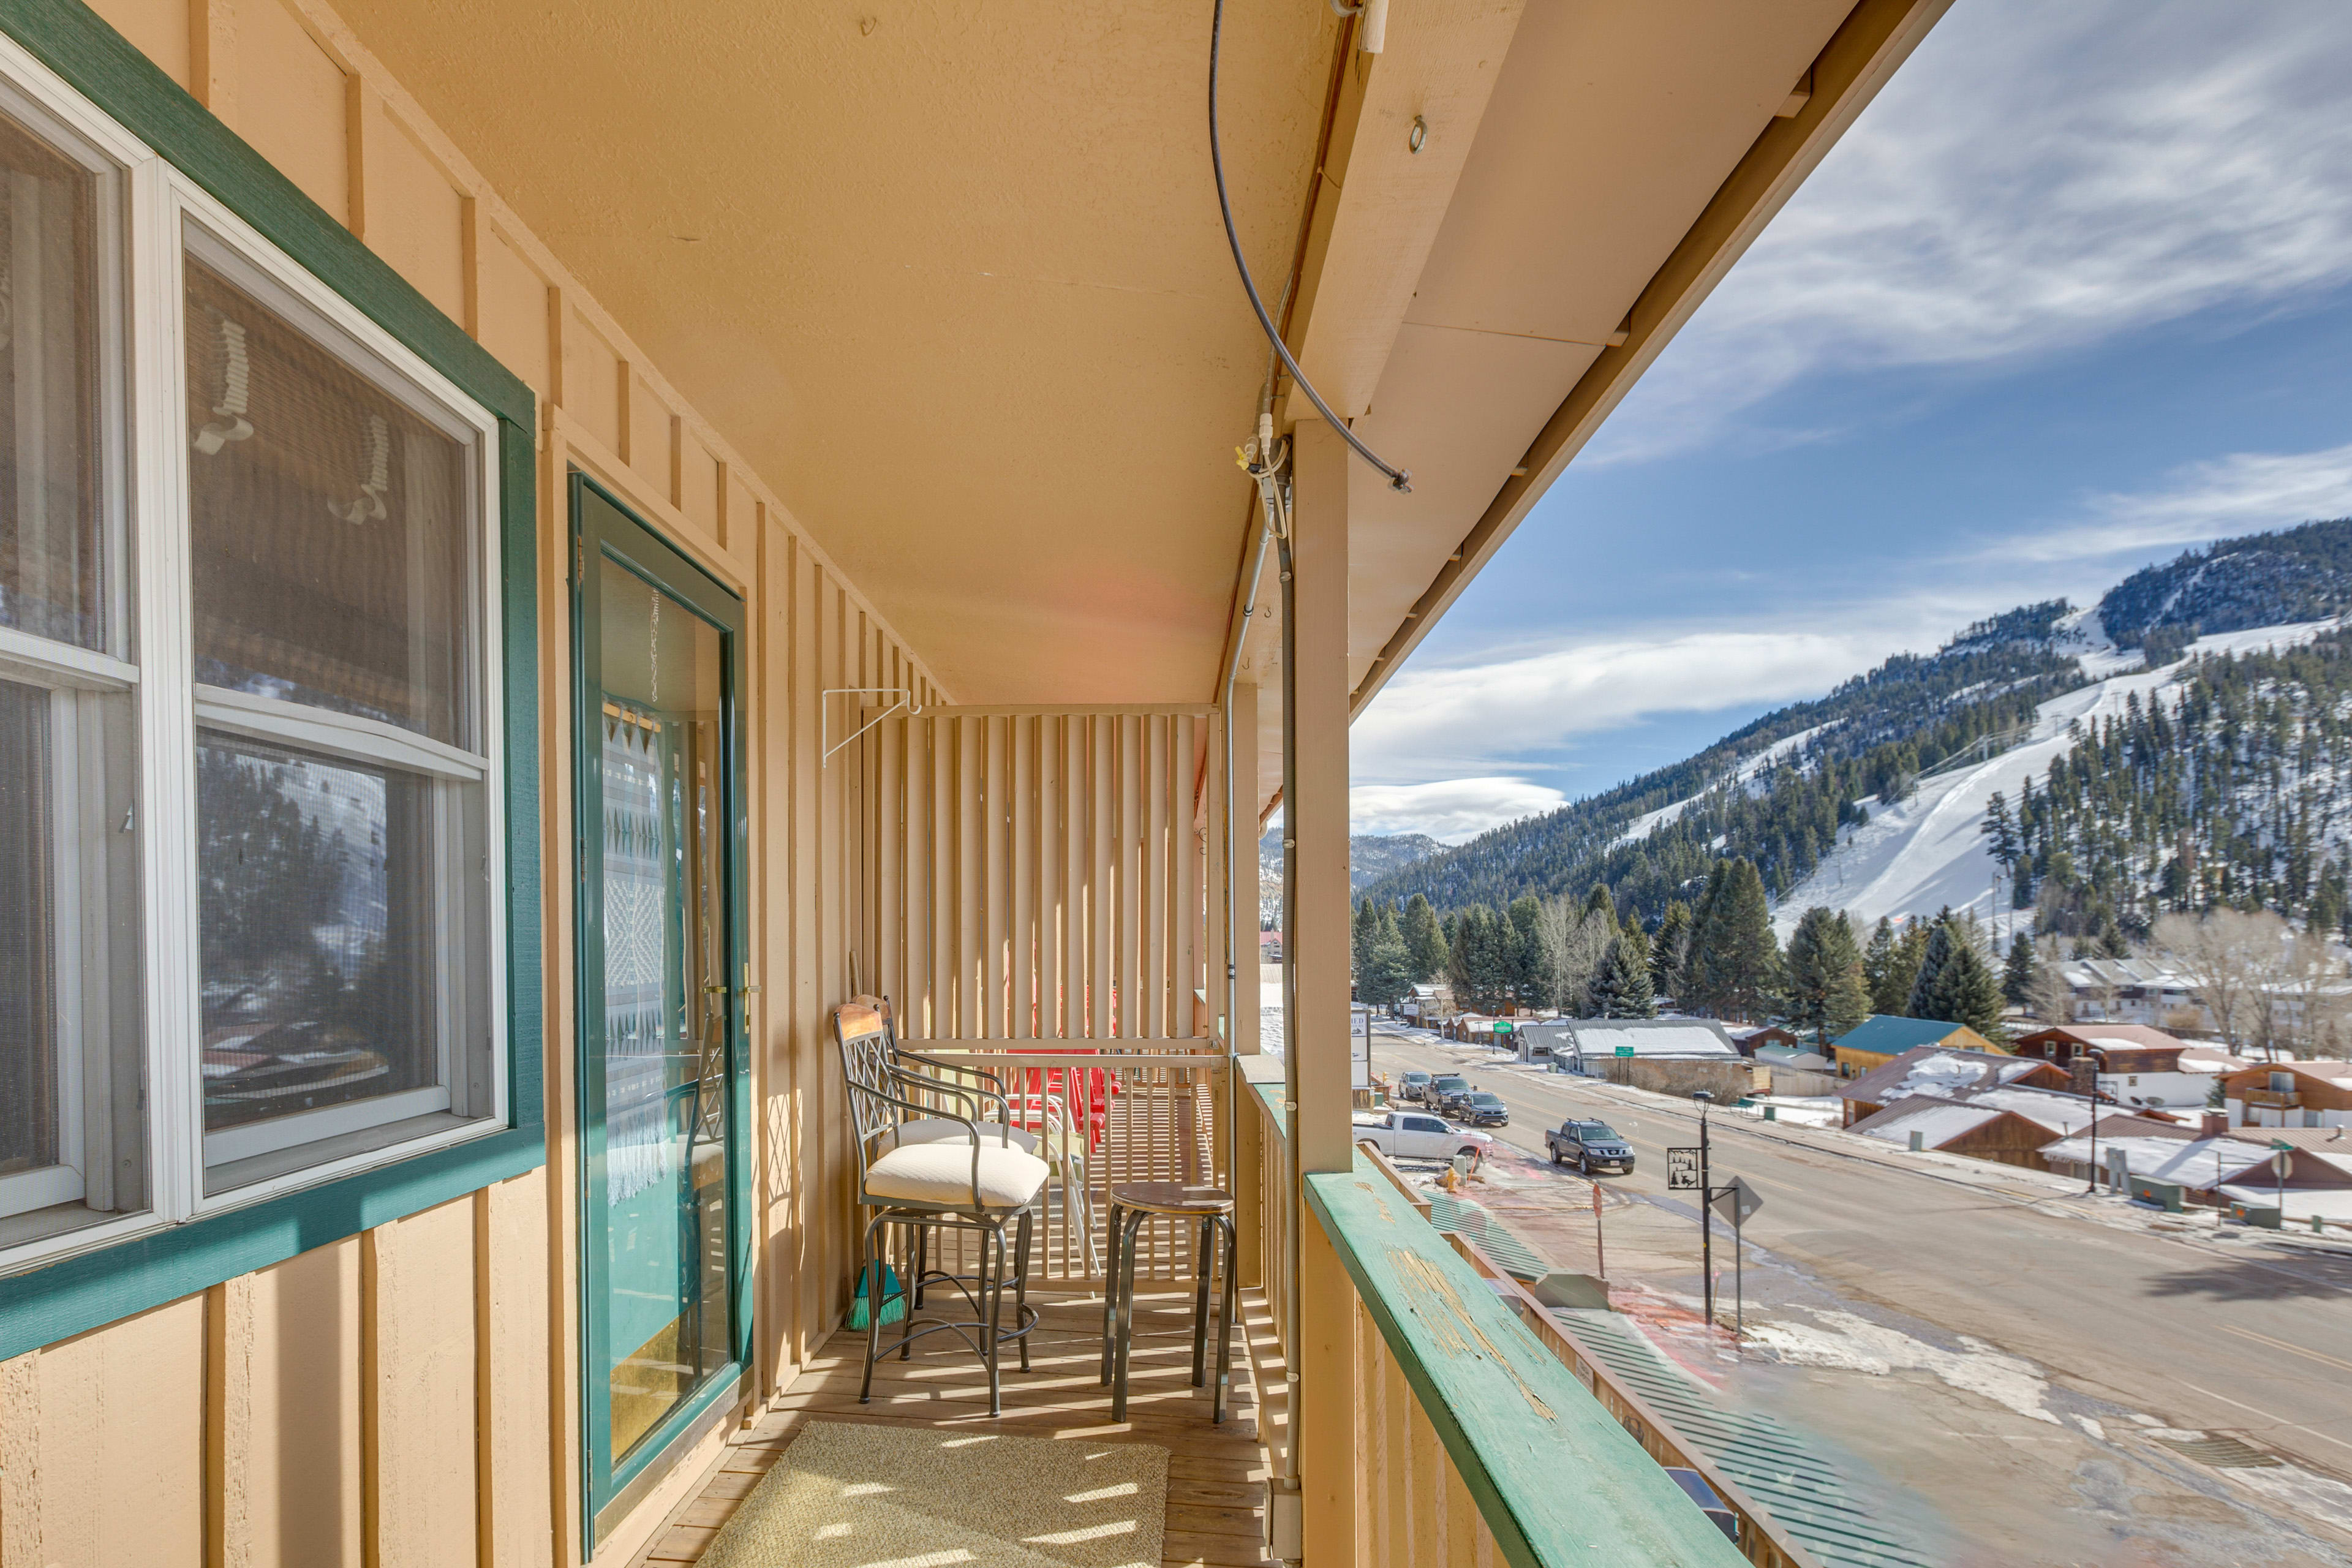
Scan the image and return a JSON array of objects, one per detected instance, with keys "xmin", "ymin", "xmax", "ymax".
[{"xmin": 641, "ymin": 1288, "xmax": 1280, "ymax": 1567}]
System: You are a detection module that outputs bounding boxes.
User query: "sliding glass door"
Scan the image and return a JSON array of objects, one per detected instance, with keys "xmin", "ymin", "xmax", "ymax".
[{"xmin": 571, "ymin": 475, "xmax": 748, "ymax": 1537}]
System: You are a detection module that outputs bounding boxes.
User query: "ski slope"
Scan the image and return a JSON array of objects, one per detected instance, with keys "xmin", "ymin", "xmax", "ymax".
[
  {"xmin": 1772, "ymin": 619, "xmax": 2342, "ymax": 937},
  {"xmin": 1614, "ymin": 724, "xmax": 1828, "ymax": 846}
]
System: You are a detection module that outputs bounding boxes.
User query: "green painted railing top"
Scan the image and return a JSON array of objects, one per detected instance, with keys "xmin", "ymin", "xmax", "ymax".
[
  {"xmin": 1306, "ymin": 1153, "xmax": 1748, "ymax": 1568},
  {"xmin": 1556, "ymin": 1310, "xmax": 1936, "ymax": 1568}
]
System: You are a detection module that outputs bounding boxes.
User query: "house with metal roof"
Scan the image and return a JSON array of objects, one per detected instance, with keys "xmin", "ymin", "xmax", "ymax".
[
  {"xmin": 1838, "ymin": 1045, "xmax": 2071, "ymax": 1126},
  {"xmin": 1830, "ymin": 1014, "xmax": 2005, "ymax": 1077}
]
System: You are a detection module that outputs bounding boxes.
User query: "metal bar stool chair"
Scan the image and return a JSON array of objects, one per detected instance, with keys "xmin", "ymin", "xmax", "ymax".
[
  {"xmin": 835, "ymin": 1002, "xmax": 1048, "ymax": 1415},
  {"xmin": 850, "ymin": 995, "xmax": 1048, "ymax": 1309},
  {"xmin": 1099, "ymin": 1084, "xmax": 1238, "ymax": 1422}
]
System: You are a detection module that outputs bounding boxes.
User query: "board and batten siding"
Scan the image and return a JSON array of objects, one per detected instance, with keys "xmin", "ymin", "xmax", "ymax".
[{"xmin": 0, "ymin": 0, "xmax": 946, "ymax": 1563}]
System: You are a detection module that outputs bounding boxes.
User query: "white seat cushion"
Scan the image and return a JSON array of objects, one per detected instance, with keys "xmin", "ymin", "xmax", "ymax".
[
  {"xmin": 881, "ymin": 1118, "xmax": 1041, "ymax": 1156},
  {"xmin": 865, "ymin": 1142, "xmax": 1049, "ymax": 1210}
]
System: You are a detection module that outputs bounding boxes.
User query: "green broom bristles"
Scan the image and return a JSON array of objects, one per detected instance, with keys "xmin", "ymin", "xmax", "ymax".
[{"xmin": 849, "ymin": 1264, "xmax": 907, "ymax": 1329}]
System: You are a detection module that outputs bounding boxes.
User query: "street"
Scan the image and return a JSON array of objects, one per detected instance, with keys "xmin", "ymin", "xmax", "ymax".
[{"xmin": 1368, "ymin": 1025, "xmax": 2352, "ymax": 1567}]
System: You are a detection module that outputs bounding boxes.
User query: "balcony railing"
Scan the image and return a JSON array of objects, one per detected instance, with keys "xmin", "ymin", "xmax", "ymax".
[{"xmin": 1245, "ymin": 1076, "xmax": 1750, "ymax": 1567}]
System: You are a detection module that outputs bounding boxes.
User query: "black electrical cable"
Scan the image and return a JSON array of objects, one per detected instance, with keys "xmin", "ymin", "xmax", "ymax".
[{"xmin": 1209, "ymin": 0, "xmax": 1411, "ymax": 494}]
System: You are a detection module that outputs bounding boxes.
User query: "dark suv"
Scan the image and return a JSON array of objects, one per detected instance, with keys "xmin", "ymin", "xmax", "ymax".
[
  {"xmin": 1427, "ymin": 1074, "xmax": 1469, "ymax": 1112},
  {"xmin": 1548, "ymin": 1119, "xmax": 1635, "ymax": 1173},
  {"xmin": 1452, "ymin": 1090, "xmax": 1510, "ymax": 1127}
]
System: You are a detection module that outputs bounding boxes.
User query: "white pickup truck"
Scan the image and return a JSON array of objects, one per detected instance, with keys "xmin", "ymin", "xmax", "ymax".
[{"xmin": 1352, "ymin": 1109, "xmax": 1493, "ymax": 1164}]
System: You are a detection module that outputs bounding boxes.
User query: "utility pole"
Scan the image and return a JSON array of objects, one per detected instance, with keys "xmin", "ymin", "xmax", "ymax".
[{"xmin": 1693, "ymin": 1090, "xmax": 1716, "ymax": 1329}]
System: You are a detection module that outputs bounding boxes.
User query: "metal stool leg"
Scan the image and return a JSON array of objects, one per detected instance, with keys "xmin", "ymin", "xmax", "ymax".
[
  {"xmin": 1213, "ymin": 1215, "xmax": 1238, "ymax": 1424},
  {"xmin": 1014, "ymin": 1206, "xmax": 1035, "ymax": 1373},
  {"xmin": 913, "ymin": 1223, "xmax": 929, "ymax": 1307},
  {"xmin": 1191, "ymin": 1215, "xmax": 1213, "ymax": 1387},
  {"xmin": 1112, "ymin": 1208, "xmax": 1145, "ymax": 1422},
  {"xmin": 858, "ymin": 1215, "xmax": 886, "ymax": 1404},
  {"xmin": 983, "ymin": 1219, "xmax": 1006, "ymax": 1417},
  {"xmin": 1099, "ymin": 1200, "xmax": 1123, "ymax": 1385}
]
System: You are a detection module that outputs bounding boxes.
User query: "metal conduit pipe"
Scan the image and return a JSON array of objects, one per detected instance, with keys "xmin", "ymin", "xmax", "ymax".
[{"xmin": 1276, "ymin": 486, "xmax": 1305, "ymax": 1513}]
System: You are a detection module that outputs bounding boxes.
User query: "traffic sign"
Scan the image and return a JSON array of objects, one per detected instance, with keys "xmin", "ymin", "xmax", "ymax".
[
  {"xmin": 1709, "ymin": 1176, "xmax": 1763, "ymax": 1226},
  {"xmin": 1667, "ymin": 1148, "xmax": 1701, "ymax": 1190}
]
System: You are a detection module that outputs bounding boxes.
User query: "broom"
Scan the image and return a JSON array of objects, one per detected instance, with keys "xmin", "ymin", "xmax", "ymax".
[{"xmin": 848, "ymin": 1263, "xmax": 907, "ymax": 1329}]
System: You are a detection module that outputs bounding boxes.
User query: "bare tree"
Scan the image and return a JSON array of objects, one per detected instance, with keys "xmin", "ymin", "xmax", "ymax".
[
  {"xmin": 2272, "ymin": 927, "xmax": 2349, "ymax": 1059},
  {"xmin": 2025, "ymin": 936, "xmax": 2076, "ymax": 1025},
  {"xmin": 2152, "ymin": 908, "xmax": 2289, "ymax": 1050},
  {"xmin": 1535, "ymin": 896, "xmax": 1616, "ymax": 1016}
]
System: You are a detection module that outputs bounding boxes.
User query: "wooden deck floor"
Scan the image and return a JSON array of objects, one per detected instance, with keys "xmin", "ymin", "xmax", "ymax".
[{"xmin": 639, "ymin": 1289, "xmax": 1280, "ymax": 1567}]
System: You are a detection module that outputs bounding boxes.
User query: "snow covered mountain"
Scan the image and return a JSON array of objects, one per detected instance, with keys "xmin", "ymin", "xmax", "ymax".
[
  {"xmin": 1772, "ymin": 616, "xmax": 2344, "ymax": 937},
  {"xmin": 1362, "ymin": 518, "xmax": 2352, "ymax": 929}
]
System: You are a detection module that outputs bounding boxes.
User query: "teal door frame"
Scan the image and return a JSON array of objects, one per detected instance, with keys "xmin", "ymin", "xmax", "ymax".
[{"xmin": 570, "ymin": 472, "xmax": 753, "ymax": 1540}]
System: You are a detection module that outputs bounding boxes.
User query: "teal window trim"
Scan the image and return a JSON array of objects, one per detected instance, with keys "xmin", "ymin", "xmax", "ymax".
[{"xmin": 0, "ymin": 0, "xmax": 543, "ymax": 1363}]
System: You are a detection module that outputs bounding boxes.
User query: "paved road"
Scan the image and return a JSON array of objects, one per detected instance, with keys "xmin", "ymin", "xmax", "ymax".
[{"xmin": 1370, "ymin": 1028, "xmax": 2352, "ymax": 1566}]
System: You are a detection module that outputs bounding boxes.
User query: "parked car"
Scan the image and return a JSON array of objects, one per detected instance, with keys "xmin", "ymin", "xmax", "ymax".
[
  {"xmin": 1352, "ymin": 1109, "xmax": 1493, "ymax": 1164},
  {"xmin": 1452, "ymin": 1091, "xmax": 1510, "ymax": 1127},
  {"xmin": 1396, "ymin": 1070, "xmax": 1433, "ymax": 1104},
  {"xmin": 1427, "ymin": 1074, "xmax": 1469, "ymax": 1110},
  {"xmin": 1547, "ymin": 1119, "xmax": 1635, "ymax": 1174}
]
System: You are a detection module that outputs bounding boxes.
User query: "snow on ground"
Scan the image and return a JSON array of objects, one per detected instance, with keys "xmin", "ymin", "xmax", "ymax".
[
  {"xmin": 1744, "ymin": 1307, "xmax": 2061, "ymax": 1425},
  {"xmin": 1615, "ymin": 724, "xmax": 1829, "ymax": 847},
  {"xmin": 1774, "ymin": 619, "xmax": 2345, "ymax": 936}
]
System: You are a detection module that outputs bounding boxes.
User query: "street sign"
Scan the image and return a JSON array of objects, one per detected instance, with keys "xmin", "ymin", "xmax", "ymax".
[
  {"xmin": 1667, "ymin": 1148, "xmax": 1701, "ymax": 1191},
  {"xmin": 1709, "ymin": 1176, "xmax": 1763, "ymax": 1226},
  {"xmin": 1494, "ymin": 1020, "xmax": 1513, "ymax": 1034},
  {"xmin": 1614, "ymin": 1045, "xmax": 1635, "ymax": 1058}
]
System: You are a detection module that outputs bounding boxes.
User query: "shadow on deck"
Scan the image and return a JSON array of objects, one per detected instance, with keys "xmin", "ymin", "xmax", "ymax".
[{"xmin": 639, "ymin": 1289, "xmax": 1280, "ymax": 1567}]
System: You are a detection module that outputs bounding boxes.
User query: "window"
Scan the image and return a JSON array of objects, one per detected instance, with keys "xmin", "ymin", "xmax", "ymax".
[
  {"xmin": 0, "ymin": 43, "xmax": 506, "ymax": 1268},
  {"xmin": 183, "ymin": 230, "xmax": 496, "ymax": 1196},
  {"xmin": 0, "ymin": 77, "xmax": 141, "ymax": 1252}
]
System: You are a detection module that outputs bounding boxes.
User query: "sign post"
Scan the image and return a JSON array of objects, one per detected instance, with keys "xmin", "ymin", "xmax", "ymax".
[
  {"xmin": 1591, "ymin": 1181, "xmax": 1607, "ymax": 1280},
  {"xmin": 1708, "ymin": 1177, "xmax": 1765, "ymax": 1334},
  {"xmin": 1692, "ymin": 1091, "xmax": 1716, "ymax": 1330}
]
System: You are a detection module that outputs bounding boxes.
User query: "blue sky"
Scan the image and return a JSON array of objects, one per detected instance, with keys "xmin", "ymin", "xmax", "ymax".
[{"xmin": 1350, "ymin": 0, "xmax": 2352, "ymax": 843}]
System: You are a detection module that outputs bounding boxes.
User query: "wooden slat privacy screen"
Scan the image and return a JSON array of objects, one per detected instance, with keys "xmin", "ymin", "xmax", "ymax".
[{"xmin": 851, "ymin": 708, "xmax": 1218, "ymax": 1042}]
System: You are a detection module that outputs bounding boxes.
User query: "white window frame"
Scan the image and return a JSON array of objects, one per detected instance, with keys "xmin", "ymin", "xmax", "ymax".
[{"xmin": 0, "ymin": 28, "xmax": 511, "ymax": 1273}]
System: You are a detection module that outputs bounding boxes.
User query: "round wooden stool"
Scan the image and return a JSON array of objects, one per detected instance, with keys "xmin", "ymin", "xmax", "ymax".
[{"xmin": 1099, "ymin": 1182, "xmax": 1238, "ymax": 1423}]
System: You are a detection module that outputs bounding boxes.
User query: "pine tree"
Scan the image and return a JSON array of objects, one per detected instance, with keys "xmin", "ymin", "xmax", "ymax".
[
  {"xmin": 1915, "ymin": 916, "xmax": 2006, "ymax": 1039},
  {"xmin": 1582, "ymin": 883, "xmax": 1617, "ymax": 921},
  {"xmin": 1692, "ymin": 859, "xmax": 1780, "ymax": 1021},
  {"xmin": 1873, "ymin": 919, "xmax": 1929, "ymax": 1016},
  {"xmin": 1506, "ymin": 893, "xmax": 1550, "ymax": 1011},
  {"xmin": 1905, "ymin": 909, "xmax": 1958, "ymax": 1018},
  {"xmin": 1783, "ymin": 906, "xmax": 1869, "ymax": 1044},
  {"xmin": 1650, "ymin": 900, "xmax": 1694, "ymax": 1001},
  {"xmin": 1352, "ymin": 897, "xmax": 1381, "ymax": 993},
  {"xmin": 2002, "ymin": 929, "xmax": 2040, "ymax": 1008},
  {"xmin": 1401, "ymin": 893, "xmax": 1449, "ymax": 983},
  {"xmin": 1981, "ymin": 791, "xmax": 2018, "ymax": 870},
  {"xmin": 1591, "ymin": 930, "xmax": 1657, "ymax": 1018},
  {"xmin": 1360, "ymin": 903, "xmax": 1415, "ymax": 1009},
  {"xmin": 1862, "ymin": 917, "xmax": 1898, "ymax": 1010}
]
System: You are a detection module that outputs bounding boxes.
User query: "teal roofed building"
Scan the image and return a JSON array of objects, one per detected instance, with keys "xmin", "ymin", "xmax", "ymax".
[{"xmin": 1831, "ymin": 1014, "xmax": 2003, "ymax": 1076}]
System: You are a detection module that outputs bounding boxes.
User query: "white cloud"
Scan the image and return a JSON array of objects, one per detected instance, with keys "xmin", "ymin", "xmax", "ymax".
[
  {"xmin": 2012, "ymin": 441, "xmax": 2352, "ymax": 564},
  {"xmin": 1353, "ymin": 628, "xmax": 1899, "ymax": 785},
  {"xmin": 1591, "ymin": 1, "xmax": 2352, "ymax": 465},
  {"xmin": 1350, "ymin": 778, "xmax": 1566, "ymax": 843}
]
